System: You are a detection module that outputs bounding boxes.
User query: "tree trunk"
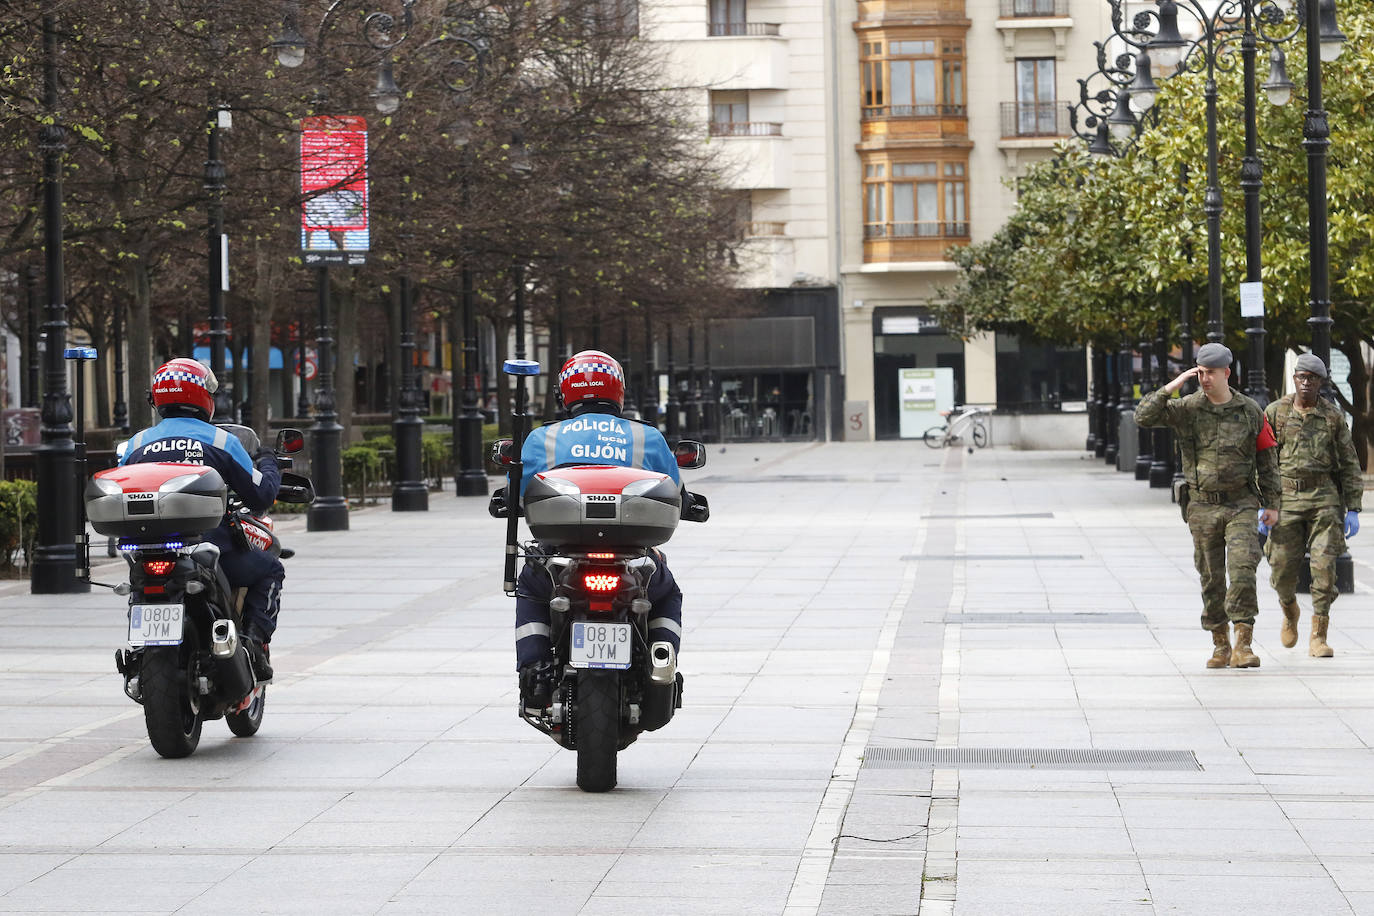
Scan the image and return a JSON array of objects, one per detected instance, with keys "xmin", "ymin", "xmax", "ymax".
[
  {"xmin": 128, "ymin": 259, "xmax": 153, "ymax": 430},
  {"xmin": 1342, "ymin": 341, "xmax": 1371, "ymax": 471},
  {"xmin": 336, "ymin": 273, "xmax": 357, "ymax": 445},
  {"xmin": 492, "ymin": 315, "xmax": 511, "ymax": 437},
  {"xmin": 250, "ymin": 239, "xmax": 273, "ymax": 434},
  {"xmin": 90, "ymin": 316, "xmax": 110, "ymax": 428}
]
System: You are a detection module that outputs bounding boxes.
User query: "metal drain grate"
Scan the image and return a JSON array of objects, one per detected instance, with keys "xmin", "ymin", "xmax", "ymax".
[
  {"xmin": 922, "ymin": 512, "xmax": 1055, "ymax": 520},
  {"xmin": 944, "ymin": 612, "xmax": 1145, "ymax": 625},
  {"xmin": 863, "ymin": 747, "xmax": 1200, "ymax": 771},
  {"xmin": 902, "ymin": 554, "xmax": 1084, "ymax": 562}
]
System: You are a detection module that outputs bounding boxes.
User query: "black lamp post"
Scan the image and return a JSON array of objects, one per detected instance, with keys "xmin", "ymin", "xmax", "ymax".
[
  {"xmin": 1149, "ymin": 318, "xmax": 1175, "ymax": 486},
  {"xmin": 31, "ymin": 12, "xmax": 87, "ymax": 595},
  {"xmin": 206, "ymin": 97, "xmax": 233, "ymax": 421},
  {"xmin": 665, "ymin": 321, "xmax": 680, "ymax": 439},
  {"xmin": 306, "ymin": 268, "xmax": 349, "ymax": 530},
  {"xmin": 642, "ymin": 313, "xmax": 657, "ymax": 428},
  {"xmin": 1119, "ymin": 0, "xmax": 1335, "ymax": 402},
  {"xmin": 392, "ymin": 274, "xmax": 428, "ymax": 510},
  {"xmin": 1301, "ymin": 0, "xmax": 1345, "ymax": 388},
  {"xmin": 24, "ymin": 263, "xmax": 40, "ymax": 408},
  {"xmin": 112, "ymin": 300, "xmax": 128, "ymax": 432},
  {"xmin": 1135, "ymin": 331, "xmax": 1153, "ymax": 480}
]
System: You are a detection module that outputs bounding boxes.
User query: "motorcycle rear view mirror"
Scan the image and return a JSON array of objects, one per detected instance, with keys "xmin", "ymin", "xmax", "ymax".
[
  {"xmin": 275, "ymin": 428, "xmax": 306, "ymax": 455},
  {"xmin": 491, "ymin": 438, "xmax": 516, "ymax": 468},
  {"xmin": 673, "ymin": 440, "xmax": 706, "ymax": 470},
  {"xmin": 276, "ymin": 471, "xmax": 315, "ymax": 505}
]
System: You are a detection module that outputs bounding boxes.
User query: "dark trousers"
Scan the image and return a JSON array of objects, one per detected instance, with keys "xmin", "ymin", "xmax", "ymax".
[
  {"xmin": 514, "ymin": 550, "xmax": 683, "ymax": 670},
  {"xmin": 207, "ymin": 527, "xmax": 285, "ymax": 640}
]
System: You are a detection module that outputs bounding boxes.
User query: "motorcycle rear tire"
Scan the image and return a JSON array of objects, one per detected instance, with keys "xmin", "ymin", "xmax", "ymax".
[
  {"xmin": 226, "ymin": 687, "xmax": 266, "ymax": 737},
  {"xmin": 141, "ymin": 646, "xmax": 203, "ymax": 758},
  {"xmin": 575, "ymin": 670, "xmax": 620, "ymax": 793}
]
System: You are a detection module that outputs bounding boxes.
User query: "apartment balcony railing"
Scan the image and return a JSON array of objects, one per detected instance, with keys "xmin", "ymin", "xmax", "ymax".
[
  {"xmin": 999, "ymin": 101, "xmax": 1070, "ymax": 138},
  {"xmin": 744, "ymin": 221, "xmax": 787, "ymax": 236},
  {"xmin": 709, "ymin": 121, "xmax": 784, "ymax": 137},
  {"xmin": 707, "ymin": 21, "xmax": 782, "ymax": 36},
  {"xmin": 864, "ymin": 221, "xmax": 970, "ymax": 240},
  {"xmin": 998, "ymin": 0, "xmax": 1069, "ymax": 17},
  {"xmin": 862, "ymin": 103, "xmax": 967, "ymax": 120}
]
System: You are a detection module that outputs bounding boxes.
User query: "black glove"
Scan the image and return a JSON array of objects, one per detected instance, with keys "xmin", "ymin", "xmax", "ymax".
[{"xmin": 254, "ymin": 446, "xmax": 278, "ymax": 465}]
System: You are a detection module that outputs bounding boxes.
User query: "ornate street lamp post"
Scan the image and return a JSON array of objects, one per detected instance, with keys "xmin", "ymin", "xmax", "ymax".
[
  {"xmin": 31, "ymin": 12, "xmax": 87, "ymax": 594},
  {"xmin": 392, "ymin": 274, "xmax": 428, "ymax": 510}
]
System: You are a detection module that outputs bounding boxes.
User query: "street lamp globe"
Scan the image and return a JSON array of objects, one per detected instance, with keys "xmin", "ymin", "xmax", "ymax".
[
  {"xmin": 1127, "ymin": 52, "xmax": 1159, "ymax": 112},
  {"xmin": 272, "ymin": 25, "xmax": 306, "ymax": 68},
  {"xmin": 1106, "ymin": 89, "xmax": 1137, "ymax": 142},
  {"xmin": 1262, "ymin": 47, "xmax": 1295, "ymax": 106},
  {"xmin": 1318, "ymin": 0, "xmax": 1346, "ymax": 62},
  {"xmin": 372, "ymin": 59, "xmax": 402, "ymax": 114},
  {"xmin": 1144, "ymin": 1, "xmax": 1187, "ymax": 78}
]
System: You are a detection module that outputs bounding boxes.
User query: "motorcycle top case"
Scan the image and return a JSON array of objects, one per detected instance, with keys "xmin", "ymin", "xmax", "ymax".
[
  {"xmin": 86, "ymin": 463, "xmax": 228, "ymax": 538},
  {"xmin": 524, "ymin": 465, "xmax": 680, "ymax": 547}
]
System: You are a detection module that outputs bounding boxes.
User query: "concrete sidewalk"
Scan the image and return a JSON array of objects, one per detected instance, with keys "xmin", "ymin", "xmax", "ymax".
[{"xmin": 0, "ymin": 440, "xmax": 1372, "ymax": 914}]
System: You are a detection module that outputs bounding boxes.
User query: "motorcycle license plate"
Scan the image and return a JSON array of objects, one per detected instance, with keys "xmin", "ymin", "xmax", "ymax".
[
  {"xmin": 129, "ymin": 604, "xmax": 184, "ymax": 647},
  {"xmin": 570, "ymin": 622, "xmax": 631, "ymax": 669}
]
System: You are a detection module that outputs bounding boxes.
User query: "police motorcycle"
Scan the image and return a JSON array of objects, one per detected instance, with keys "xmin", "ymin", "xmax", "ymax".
[
  {"xmin": 85, "ymin": 426, "xmax": 314, "ymax": 758},
  {"xmin": 489, "ymin": 359, "xmax": 709, "ymax": 792}
]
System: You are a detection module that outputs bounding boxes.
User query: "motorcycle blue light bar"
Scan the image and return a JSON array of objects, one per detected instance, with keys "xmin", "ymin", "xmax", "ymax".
[
  {"xmin": 64, "ymin": 347, "xmax": 98, "ymax": 360},
  {"xmin": 503, "ymin": 359, "xmax": 540, "ymax": 376},
  {"xmin": 118, "ymin": 540, "xmax": 185, "ymax": 551}
]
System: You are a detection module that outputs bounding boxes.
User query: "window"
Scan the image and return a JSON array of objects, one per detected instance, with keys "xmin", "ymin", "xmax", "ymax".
[
  {"xmin": 861, "ymin": 36, "xmax": 966, "ymax": 119},
  {"xmin": 1015, "ymin": 58, "xmax": 1056, "ymax": 135},
  {"xmin": 710, "ymin": 90, "xmax": 748, "ymax": 135},
  {"xmin": 709, "ymin": 0, "xmax": 746, "ymax": 34},
  {"xmin": 863, "ymin": 156, "xmax": 969, "ymax": 242}
]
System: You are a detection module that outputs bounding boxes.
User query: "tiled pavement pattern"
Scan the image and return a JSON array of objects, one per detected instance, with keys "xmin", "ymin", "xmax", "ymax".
[{"xmin": 1, "ymin": 441, "xmax": 1373, "ymax": 914}]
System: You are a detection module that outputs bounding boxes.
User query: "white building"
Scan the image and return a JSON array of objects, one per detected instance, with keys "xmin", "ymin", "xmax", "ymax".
[{"xmin": 648, "ymin": 0, "xmax": 1114, "ymax": 441}]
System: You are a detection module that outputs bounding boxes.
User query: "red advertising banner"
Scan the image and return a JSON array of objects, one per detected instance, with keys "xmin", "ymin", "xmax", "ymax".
[{"xmin": 300, "ymin": 115, "xmax": 370, "ymax": 266}]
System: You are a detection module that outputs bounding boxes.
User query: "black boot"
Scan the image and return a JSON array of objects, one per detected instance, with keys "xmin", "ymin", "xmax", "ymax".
[
  {"xmin": 519, "ymin": 660, "xmax": 556, "ymax": 711},
  {"xmin": 243, "ymin": 627, "xmax": 274, "ymax": 682}
]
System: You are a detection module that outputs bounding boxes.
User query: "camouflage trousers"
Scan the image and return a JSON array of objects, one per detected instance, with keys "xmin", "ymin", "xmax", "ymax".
[
  {"xmin": 1187, "ymin": 500, "xmax": 1262, "ymax": 630},
  {"xmin": 1266, "ymin": 505, "xmax": 1346, "ymax": 617}
]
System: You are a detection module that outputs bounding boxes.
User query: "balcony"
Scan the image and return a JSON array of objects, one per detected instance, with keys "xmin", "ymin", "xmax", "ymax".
[
  {"xmin": 710, "ymin": 121, "xmax": 784, "ymax": 138},
  {"xmin": 863, "ymin": 221, "xmax": 970, "ymax": 263},
  {"xmin": 712, "ymin": 134, "xmax": 792, "ymax": 190},
  {"xmin": 658, "ymin": 29, "xmax": 789, "ymax": 90},
  {"xmin": 745, "ymin": 221, "xmax": 787, "ymax": 236},
  {"xmin": 708, "ymin": 21, "xmax": 781, "ymax": 36},
  {"xmin": 999, "ymin": 101, "xmax": 1069, "ymax": 139},
  {"xmin": 998, "ymin": 0, "xmax": 1068, "ymax": 17},
  {"xmin": 856, "ymin": 0, "xmax": 966, "ymax": 24},
  {"xmin": 861, "ymin": 104, "xmax": 967, "ymax": 142}
]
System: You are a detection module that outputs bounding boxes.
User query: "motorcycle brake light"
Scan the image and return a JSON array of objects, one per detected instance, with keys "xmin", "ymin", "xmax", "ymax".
[
  {"xmin": 143, "ymin": 559, "xmax": 175, "ymax": 576},
  {"xmin": 582, "ymin": 572, "xmax": 620, "ymax": 593},
  {"xmin": 587, "ymin": 552, "xmax": 615, "ymax": 559}
]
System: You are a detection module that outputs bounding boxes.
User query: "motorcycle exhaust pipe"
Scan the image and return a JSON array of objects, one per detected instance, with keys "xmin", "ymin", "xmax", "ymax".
[
  {"xmin": 210, "ymin": 619, "xmax": 255, "ymax": 698},
  {"xmin": 649, "ymin": 641, "xmax": 677, "ymax": 685}
]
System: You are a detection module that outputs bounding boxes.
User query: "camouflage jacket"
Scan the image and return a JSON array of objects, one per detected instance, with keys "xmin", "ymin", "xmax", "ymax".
[
  {"xmin": 1135, "ymin": 386, "xmax": 1280, "ymax": 507},
  {"xmin": 1263, "ymin": 394, "xmax": 1363, "ymax": 513}
]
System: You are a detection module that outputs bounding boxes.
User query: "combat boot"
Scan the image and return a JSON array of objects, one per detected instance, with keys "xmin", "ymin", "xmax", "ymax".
[
  {"xmin": 1279, "ymin": 598, "xmax": 1301, "ymax": 649},
  {"xmin": 1310, "ymin": 616, "xmax": 1334, "ymax": 658},
  {"xmin": 1229, "ymin": 623, "xmax": 1260, "ymax": 668},
  {"xmin": 1206, "ymin": 628, "xmax": 1231, "ymax": 669}
]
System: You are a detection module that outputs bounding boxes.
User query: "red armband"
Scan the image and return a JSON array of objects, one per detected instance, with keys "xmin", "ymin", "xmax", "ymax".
[{"xmin": 1256, "ymin": 415, "xmax": 1277, "ymax": 451}]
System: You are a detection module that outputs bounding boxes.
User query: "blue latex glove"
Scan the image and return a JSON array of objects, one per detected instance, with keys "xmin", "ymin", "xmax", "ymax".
[
  {"xmin": 1257, "ymin": 509, "xmax": 1271, "ymax": 537},
  {"xmin": 1345, "ymin": 510, "xmax": 1360, "ymax": 539}
]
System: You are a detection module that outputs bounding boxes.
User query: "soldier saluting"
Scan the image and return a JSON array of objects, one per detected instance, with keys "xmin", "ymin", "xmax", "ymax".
[
  {"xmin": 1261, "ymin": 353, "xmax": 1362, "ymax": 658},
  {"xmin": 1135, "ymin": 343, "xmax": 1281, "ymax": 669}
]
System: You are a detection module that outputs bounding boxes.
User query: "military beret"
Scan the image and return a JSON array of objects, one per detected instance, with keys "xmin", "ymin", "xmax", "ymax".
[
  {"xmin": 1195, "ymin": 343, "xmax": 1233, "ymax": 368},
  {"xmin": 1294, "ymin": 353, "xmax": 1329, "ymax": 378}
]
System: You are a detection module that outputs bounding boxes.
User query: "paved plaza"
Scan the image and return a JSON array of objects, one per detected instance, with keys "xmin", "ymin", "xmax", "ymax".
[{"xmin": 2, "ymin": 439, "xmax": 1374, "ymax": 914}]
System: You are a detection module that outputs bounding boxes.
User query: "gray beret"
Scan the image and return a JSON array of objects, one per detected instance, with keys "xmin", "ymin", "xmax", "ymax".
[
  {"xmin": 1294, "ymin": 353, "xmax": 1329, "ymax": 378},
  {"xmin": 1195, "ymin": 343, "xmax": 1233, "ymax": 368}
]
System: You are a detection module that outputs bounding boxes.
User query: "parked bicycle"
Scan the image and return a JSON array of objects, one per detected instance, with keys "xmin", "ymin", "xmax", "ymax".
[{"xmin": 924, "ymin": 405, "xmax": 991, "ymax": 450}]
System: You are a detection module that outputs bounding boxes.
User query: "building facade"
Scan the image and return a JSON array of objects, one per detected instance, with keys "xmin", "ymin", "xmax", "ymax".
[{"xmin": 649, "ymin": 0, "xmax": 1111, "ymax": 441}]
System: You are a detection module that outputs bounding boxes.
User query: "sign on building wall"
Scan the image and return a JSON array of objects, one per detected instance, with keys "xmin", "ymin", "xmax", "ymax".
[
  {"xmin": 300, "ymin": 115, "xmax": 370, "ymax": 266},
  {"xmin": 898, "ymin": 367, "xmax": 954, "ymax": 439}
]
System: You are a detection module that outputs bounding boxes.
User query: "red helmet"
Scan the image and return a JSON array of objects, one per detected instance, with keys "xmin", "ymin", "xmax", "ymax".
[
  {"xmin": 558, "ymin": 350, "xmax": 624, "ymax": 411},
  {"xmin": 151, "ymin": 358, "xmax": 218, "ymax": 420}
]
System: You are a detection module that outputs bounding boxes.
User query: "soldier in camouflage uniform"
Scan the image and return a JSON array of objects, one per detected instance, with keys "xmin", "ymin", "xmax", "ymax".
[
  {"xmin": 1262, "ymin": 353, "xmax": 1361, "ymax": 657},
  {"xmin": 1135, "ymin": 343, "xmax": 1280, "ymax": 669}
]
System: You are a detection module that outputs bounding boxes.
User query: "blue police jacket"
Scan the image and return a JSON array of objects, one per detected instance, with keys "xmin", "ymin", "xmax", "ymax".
[
  {"xmin": 120, "ymin": 417, "xmax": 281, "ymax": 515},
  {"xmin": 520, "ymin": 412, "xmax": 680, "ymax": 497}
]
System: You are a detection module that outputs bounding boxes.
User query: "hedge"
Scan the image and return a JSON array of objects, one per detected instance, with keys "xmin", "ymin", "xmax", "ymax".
[{"xmin": 0, "ymin": 480, "xmax": 38, "ymax": 574}]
